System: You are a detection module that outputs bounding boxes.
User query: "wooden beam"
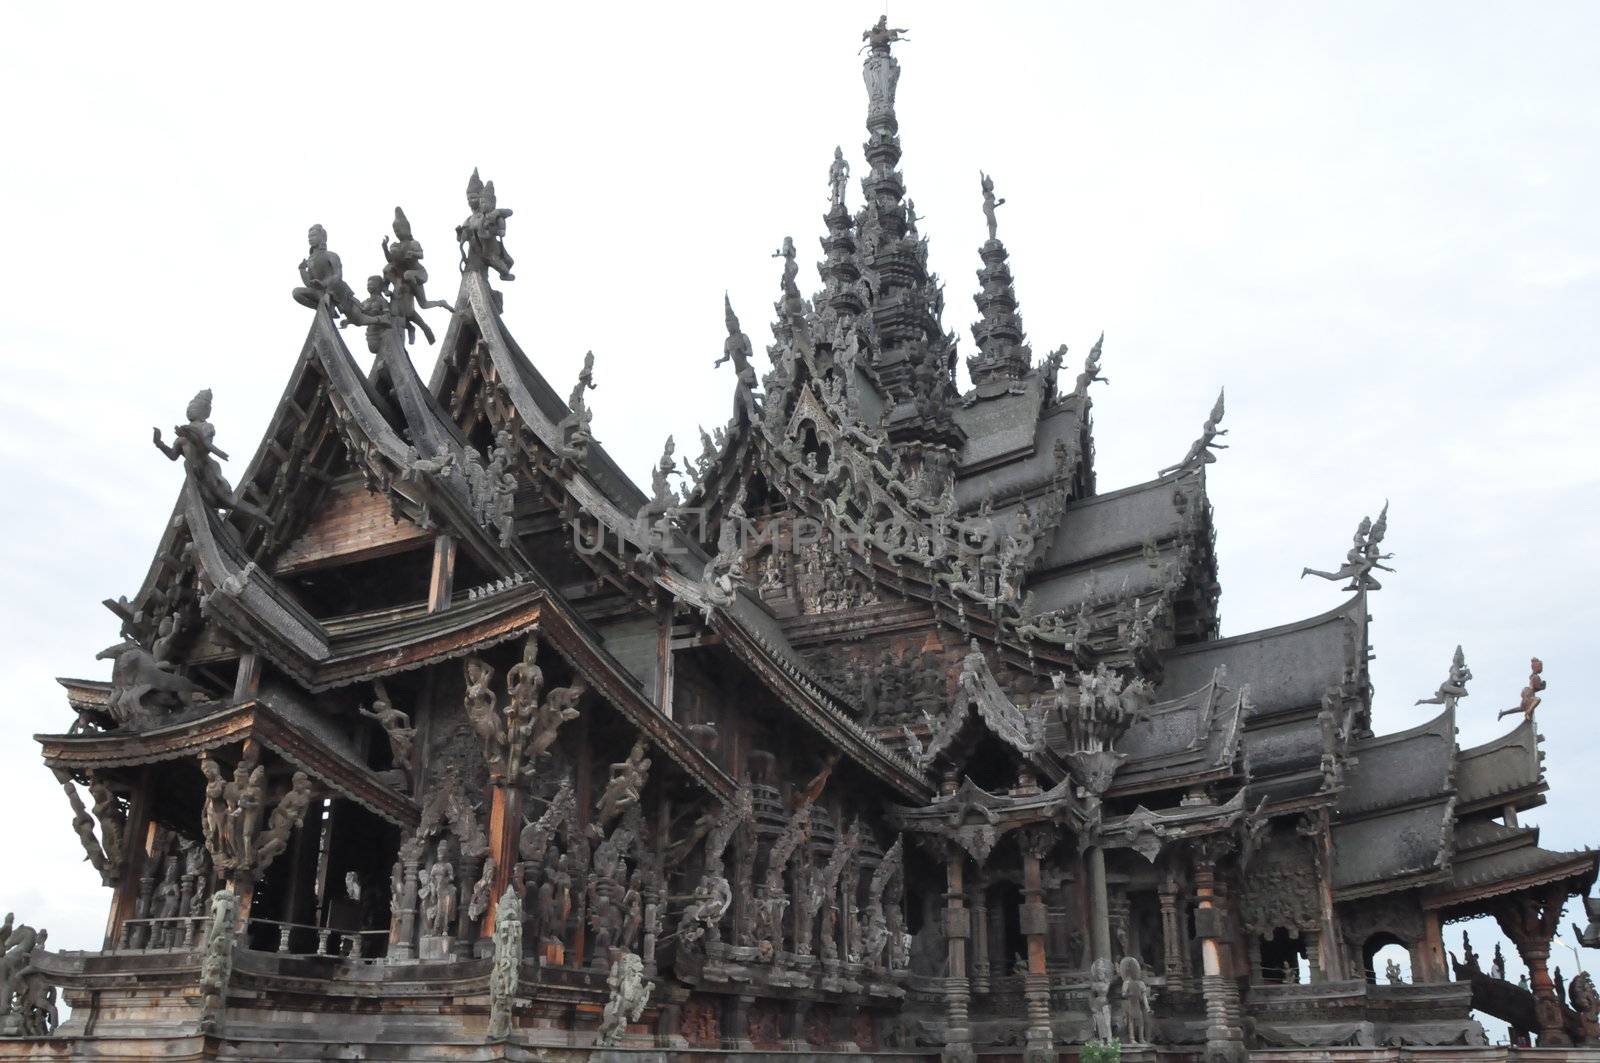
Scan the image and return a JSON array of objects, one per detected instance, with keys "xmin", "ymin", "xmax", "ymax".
[
  {"xmin": 233, "ymin": 652, "xmax": 262, "ymax": 703},
  {"xmin": 428, "ymin": 536, "xmax": 457, "ymax": 614}
]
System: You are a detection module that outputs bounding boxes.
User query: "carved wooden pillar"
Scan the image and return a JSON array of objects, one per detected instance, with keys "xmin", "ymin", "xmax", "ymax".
[
  {"xmin": 1087, "ymin": 845, "xmax": 1112, "ymax": 963},
  {"xmin": 942, "ymin": 849, "xmax": 974, "ymax": 1063},
  {"xmin": 970, "ymin": 874, "xmax": 990, "ymax": 995},
  {"xmin": 1419, "ymin": 909, "xmax": 1446, "ymax": 983},
  {"xmin": 1159, "ymin": 882, "xmax": 1186, "ymax": 989},
  {"xmin": 1496, "ymin": 884, "xmax": 1573, "ymax": 1046},
  {"xmin": 1305, "ymin": 809, "xmax": 1347, "ymax": 981},
  {"xmin": 482, "ymin": 782, "xmax": 522, "ymax": 936},
  {"xmin": 1018, "ymin": 828, "xmax": 1055, "ymax": 1063},
  {"xmin": 104, "ymin": 767, "xmax": 153, "ymax": 949},
  {"xmin": 1194, "ymin": 846, "xmax": 1246, "ymax": 1063}
]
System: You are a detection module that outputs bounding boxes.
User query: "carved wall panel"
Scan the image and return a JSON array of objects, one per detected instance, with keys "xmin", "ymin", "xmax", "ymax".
[{"xmin": 1238, "ymin": 831, "xmax": 1320, "ymax": 938}]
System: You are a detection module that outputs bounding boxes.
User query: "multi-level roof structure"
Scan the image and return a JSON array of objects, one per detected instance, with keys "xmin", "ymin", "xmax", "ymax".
[{"xmin": 4, "ymin": 18, "xmax": 1596, "ymax": 1063}]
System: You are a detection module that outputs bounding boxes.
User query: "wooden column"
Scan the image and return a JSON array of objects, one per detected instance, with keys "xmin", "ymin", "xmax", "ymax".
[
  {"xmin": 103, "ymin": 767, "xmax": 153, "ymax": 949},
  {"xmin": 1311, "ymin": 809, "xmax": 1348, "ymax": 981},
  {"xmin": 428, "ymin": 535, "xmax": 457, "ymax": 613},
  {"xmin": 481, "ymin": 782, "xmax": 522, "ymax": 936},
  {"xmin": 1194, "ymin": 848, "xmax": 1246, "ymax": 1063},
  {"xmin": 231, "ymin": 740, "xmax": 261, "ymax": 930},
  {"xmin": 232, "ymin": 652, "xmax": 262, "ymax": 703},
  {"xmin": 1087, "ymin": 845, "xmax": 1112, "ymax": 963},
  {"xmin": 1496, "ymin": 884, "xmax": 1573, "ymax": 1046},
  {"xmin": 942, "ymin": 849, "xmax": 973, "ymax": 1062},
  {"xmin": 1420, "ymin": 909, "xmax": 1446, "ymax": 983},
  {"xmin": 1159, "ymin": 882, "xmax": 1186, "ymax": 988},
  {"xmin": 969, "ymin": 875, "xmax": 989, "ymax": 995},
  {"xmin": 1018, "ymin": 829, "xmax": 1055, "ymax": 1063}
]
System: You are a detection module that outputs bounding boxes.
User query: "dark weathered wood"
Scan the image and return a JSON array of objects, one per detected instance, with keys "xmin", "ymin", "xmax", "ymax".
[
  {"xmin": 428, "ymin": 535, "xmax": 457, "ymax": 614},
  {"xmin": 272, "ymin": 477, "xmax": 431, "ymax": 575},
  {"xmin": 232, "ymin": 651, "xmax": 262, "ymax": 703}
]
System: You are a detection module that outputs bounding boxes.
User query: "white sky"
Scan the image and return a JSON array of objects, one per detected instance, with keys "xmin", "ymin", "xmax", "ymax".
[{"xmin": 2, "ymin": 1, "xmax": 1597, "ymax": 1034}]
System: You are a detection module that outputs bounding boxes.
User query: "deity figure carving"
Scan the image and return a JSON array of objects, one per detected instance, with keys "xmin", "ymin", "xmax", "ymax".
[
  {"xmin": 250, "ymin": 771, "xmax": 313, "ymax": 871},
  {"xmin": 1160, "ymin": 389, "xmax": 1227, "ymax": 476},
  {"xmin": 381, "ymin": 206, "xmax": 451, "ymax": 344},
  {"xmin": 1088, "ymin": 956, "xmax": 1115, "ymax": 1041},
  {"xmin": 1074, "ymin": 334, "xmax": 1109, "ymax": 398},
  {"xmin": 715, "ymin": 296, "xmax": 762, "ymax": 424},
  {"xmin": 97, "ymin": 639, "xmax": 207, "ymax": 729},
  {"xmin": 597, "ymin": 738, "xmax": 651, "ymax": 828},
  {"xmin": 356, "ymin": 276, "xmax": 394, "ymax": 354},
  {"xmin": 292, "ymin": 224, "xmax": 377, "ymax": 326},
  {"xmin": 1386, "ymin": 957, "xmax": 1403, "ymax": 984},
  {"xmin": 979, "ymin": 172, "xmax": 1006, "ymax": 243},
  {"xmin": 1118, "ymin": 955, "xmax": 1153, "ymax": 1042},
  {"xmin": 468, "ymin": 857, "xmax": 497, "ymax": 923},
  {"xmin": 152, "ymin": 389, "xmax": 270, "ymax": 526},
  {"xmin": 419, "ymin": 839, "xmax": 459, "ymax": 939},
  {"xmin": 197, "ymin": 889, "xmax": 237, "ymax": 1032},
  {"xmin": 829, "ymin": 146, "xmax": 850, "ymax": 210},
  {"xmin": 359, "ymin": 679, "xmax": 416, "ymax": 787},
  {"xmin": 486, "ymin": 886, "xmax": 521, "ymax": 1040},
  {"xmin": 457, "ymin": 169, "xmax": 515, "ymax": 280},
  {"xmin": 1416, "ymin": 645, "xmax": 1472, "ymax": 709},
  {"xmin": 1500, "ymin": 657, "xmax": 1546, "ymax": 721},
  {"xmin": 1301, "ymin": 503, "xmax": 1394, "ymax": 592},
  {"xmin": 596, "ymin": 950, "xmax": 651, "ymax": 1046}
]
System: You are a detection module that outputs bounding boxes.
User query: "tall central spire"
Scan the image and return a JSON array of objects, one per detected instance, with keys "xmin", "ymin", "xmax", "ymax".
[{"xmin": 855, "ymin": 18, "xmax": 953, "ymax": 407}]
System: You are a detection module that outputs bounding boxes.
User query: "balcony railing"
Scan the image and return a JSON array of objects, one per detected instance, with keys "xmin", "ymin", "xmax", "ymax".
[{"xmin": 113, "ymin": 916, "xmax": 388, "ymax": 960}]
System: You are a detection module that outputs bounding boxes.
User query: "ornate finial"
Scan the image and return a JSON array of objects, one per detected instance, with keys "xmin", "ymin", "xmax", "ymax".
[
  {"xmin": 1498, "ymin": 657, "xmax": 1546, "ymax": 722},
  {"xmin": 1159, "ymin": 388, "xmax": 1227, "ymax": 476},
  {"xmin": 557, "ymin": 352, "xmax": 597, "ymax": 458},
  {"xmin": 1301, "ymin": 501, "xmax": 1395, "ymax": 591},
  {"xmin": 1415, "ymin": 645, "xmax": 1472, "ymax": 709},
  {"xmin": 293, "ymin": 224, "xmax": 380, "ymax": 327},
  {"xmin": 968, "ymin": 176, "xmax": 1030, "ymax": 388},
  {"xmin": 381, "ymin": 206, "xmax": 451, "ymax": 346},
  {"xmin": 716, "ymin": 294, "xmax": 761, "ymax": 425},
  {"xmin": 456, "ymin": 169, "xmax": 515, "ymax": 281},
  {"xmin": 861, "ymin": 15, "xmax": 909, "ymax": 56},
  {"xmin": 152, "ymin": 391, "xmax": 270, "ymax": 526},
  {"xmin": 1073, "ymin": 334, "xmax": 1109, "ymax": 398},
  {"xmin": 980, "ymin": 171, "xmax": 1005, "ymax": 244}
]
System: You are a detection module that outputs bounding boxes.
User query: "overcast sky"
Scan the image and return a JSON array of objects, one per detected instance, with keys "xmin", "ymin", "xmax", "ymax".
[{"xmin": 2, "ymin": 1, "xmax": 1596, "ymax": 1029}]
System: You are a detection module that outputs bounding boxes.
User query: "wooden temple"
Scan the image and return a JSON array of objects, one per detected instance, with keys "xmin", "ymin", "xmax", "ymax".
[{"xmin": 5, "ymin": 17, "xmax": 1598, "ymax": 1063}]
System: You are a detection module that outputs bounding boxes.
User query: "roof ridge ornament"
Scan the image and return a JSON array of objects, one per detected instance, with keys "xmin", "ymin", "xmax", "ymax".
[
  {"xmin": 381, "ymin": 206, "xmax": 451, "ymax": 346},
  {"xmin": 716, "ymin": 294, "xmax": 761, "ymax": 426},
  {"xmin": 1415, "ymin": 645, "xmax": 1472, "ymax": 710},
  {"xmin": 152, "ymin": 390, "xmax": 271, "ymax": 527},
  {"xmin": 457, "ymin": 168, "xmax": 515, "ymax": 282},
  {"xmin": 1300, "ymin": 501, "xmax": 1394, "ymax": 591},
  {"xmin": 293, "ymin": 224, "xmax": 382, "ymax": 329},
  {"xmin": 968, "ymin": 171, "xmax": 1031, "ymax": 388},
  {"xmin": 1498, "ymin": 657, "xmax": 1545, "ymax": 722},
  {"xmin": 1159, "ymin": 388, "xmax": 1227, "ymax": 476}
]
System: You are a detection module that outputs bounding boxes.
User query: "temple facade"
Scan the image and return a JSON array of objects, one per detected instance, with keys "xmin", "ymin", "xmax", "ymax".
[{"xmin": 5, "ymin": 18, "xmax": 1597, "ymax": 1063}]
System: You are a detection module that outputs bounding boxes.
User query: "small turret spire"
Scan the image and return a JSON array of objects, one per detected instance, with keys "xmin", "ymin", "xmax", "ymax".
[{"xmin": 968, "ymin": 171, "xmax": 1031, "ymax": 388}]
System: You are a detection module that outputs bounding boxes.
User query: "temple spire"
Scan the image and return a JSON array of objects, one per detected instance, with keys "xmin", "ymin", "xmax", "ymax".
[
  {"xmin": 968, "ymin": 172, "xmax": 1032, "ymax": 388},
  {"xmin": 853, "ymin": 17, "xmax": 955, "ymax": 411}
]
